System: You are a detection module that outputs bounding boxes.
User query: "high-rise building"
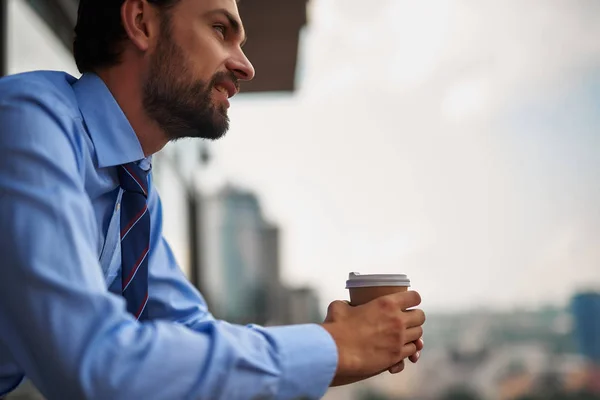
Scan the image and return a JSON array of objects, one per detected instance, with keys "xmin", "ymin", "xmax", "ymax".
[
  {"xmin": 201, "ymin": 185, "xmax": 277, "ymax": 324},
  {"xmin": 286, "ymin": 287, "xmax": 323, "ymax": 325},
  {"xmin": 571, "ymin": 290, "xmax": 600, "ymax": 393},
  {"xmin": 571, "ymin": 291, "xmax": 600, "ymax": 363},
  {"xmin": 200, "ymin": 185, "xmax": 325, "ymax": 327},
  {"xmin": 260, "ymin": 223, "xmax": 289, "ymax": 325}
]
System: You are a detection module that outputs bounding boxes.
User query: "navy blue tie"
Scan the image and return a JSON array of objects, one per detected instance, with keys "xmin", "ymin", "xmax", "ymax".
[{"xmin": 118, "ymin": 162, "xmax": 150, "ymax": 320}]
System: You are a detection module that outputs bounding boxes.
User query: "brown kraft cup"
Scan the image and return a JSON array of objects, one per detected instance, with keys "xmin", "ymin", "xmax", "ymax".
[{"xmin": 345, "ymin": 272, "xmax": 411, "ymax": 306}]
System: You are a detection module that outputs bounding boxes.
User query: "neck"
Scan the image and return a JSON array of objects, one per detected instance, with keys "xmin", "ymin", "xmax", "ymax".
[{"xmin": 95, "ymin": 64, "xmax": 169, "ymax": 156}]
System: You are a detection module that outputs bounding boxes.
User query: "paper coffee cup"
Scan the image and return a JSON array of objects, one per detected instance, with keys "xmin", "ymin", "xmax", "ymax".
[{"xmin": 345, "ymin": 272, "xmax": 411, "ymax": 306}]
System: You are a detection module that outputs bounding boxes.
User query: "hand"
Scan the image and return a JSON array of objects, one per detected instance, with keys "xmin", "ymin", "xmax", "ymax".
[
  {"xmin": 388, "ymin": 337, "xmax": 424, "ymax": 374},
  {"xmin": 322, "ymin": 291, "xmax": 425, "ymax": 386}
]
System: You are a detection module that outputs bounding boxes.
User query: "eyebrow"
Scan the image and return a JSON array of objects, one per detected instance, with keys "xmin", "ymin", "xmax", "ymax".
[{"xmin": 205, "ymin": 8, "xmax": 248, "ymax": 47}]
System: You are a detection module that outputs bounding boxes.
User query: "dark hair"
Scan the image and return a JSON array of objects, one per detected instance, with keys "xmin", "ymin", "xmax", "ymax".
[{"xmin": 73, "ymin": 0, "xmax": 180, "ymax": 73}]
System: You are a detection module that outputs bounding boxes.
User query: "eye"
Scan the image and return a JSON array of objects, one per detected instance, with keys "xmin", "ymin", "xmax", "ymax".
[{"xmin": 213, "ymin": 24, "xmax": 226, "ymax": 38}]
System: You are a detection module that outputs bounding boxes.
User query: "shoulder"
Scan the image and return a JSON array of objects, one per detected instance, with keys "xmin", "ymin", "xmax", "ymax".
[
  {"xmin": 0, "ymin": 71, "xmax": 87, "ymax": 167},
  {"xmin": 0, "ymin": 71, "xmax": 80, "ymax": 119}
]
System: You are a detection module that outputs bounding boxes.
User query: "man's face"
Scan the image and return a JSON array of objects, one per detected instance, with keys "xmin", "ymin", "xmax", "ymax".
[{"xmin": 142, "ymin": 0, "xmax": 254, "ymax": 141}]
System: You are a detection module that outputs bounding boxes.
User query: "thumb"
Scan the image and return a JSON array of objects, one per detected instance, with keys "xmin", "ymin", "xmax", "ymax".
[{"xmin": 324, "ymin": 300, "xmax": 351, "ymax": 322}]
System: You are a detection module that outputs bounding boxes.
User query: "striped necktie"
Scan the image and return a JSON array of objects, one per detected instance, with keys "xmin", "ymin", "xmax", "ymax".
[{"xmin": 118, "ymin": 162, "xmax": 150, "ymax": 320}]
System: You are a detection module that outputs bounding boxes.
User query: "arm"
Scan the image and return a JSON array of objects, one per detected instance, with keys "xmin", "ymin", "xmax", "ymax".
[
  {"xmin": 144, "ymin": 179, "xmax": 339, "ymax": 397},
  {"xmin": 144, "ymin": 180, "xmax": 214, "ymax": 328},
  {"xmin": 0, "ymin": 91, "xmax": 336, "ymax": 400}
]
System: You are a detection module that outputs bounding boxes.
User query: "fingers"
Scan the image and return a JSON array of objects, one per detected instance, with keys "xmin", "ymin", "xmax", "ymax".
[
  {"xmin": 415, "ymin": 338, "xmax": 424, "ymax": 351},
  {"xmin": 400, "ymin": 341, "xmax": 417, "ymax": 359},
  {"xmin": 389, "ymin": 339, "xmax": 422, "ymax": 374},
  {"xmin": 396, "ymin": 290, "xmax": 422, "ymax": 309},
  {"xmin": 409, "ymin": 339, "xmax": 424, "ymax": 363},
  {"xmin": 394, "ymin": 339, "xmax": 422, "ymax": 370},
  {"xmin": 409, "ymin": 351, "xmax": 421, "ymax": 363},
  {"xmin": 404, "ymin": 326, "xmax": 423, "ymax": 344},
  {"xmin": 404, "ymin": 308, "xmax": 426, "ymax": 328},
  {"xmin": 378, "ymin": 290, "xmax": 421, "ymax": 310},
  {"xmin": 388, "ymin": 360, "xmax": 405, "ymax": 374}
]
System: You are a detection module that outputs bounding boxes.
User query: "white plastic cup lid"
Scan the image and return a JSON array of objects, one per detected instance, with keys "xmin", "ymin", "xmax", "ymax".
[{"xmin": 345, "ymin": 272, "xmax": 411, "ymax": 289}]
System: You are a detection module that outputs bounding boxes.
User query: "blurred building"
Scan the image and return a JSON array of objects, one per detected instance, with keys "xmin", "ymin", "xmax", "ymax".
[
  {"xmin": 0, "ymin": 1, "xmax": 5, "ymax": 75},
  {"xmin": 201, "ymin": 185, "xmax": 324, "ymax": 326},
  {"xmin": 571, "ymin": 290, "xmax": 600, "ymax": 393},
  {"xmin": 572, "ymin": 291, "xmax": 600, "ymax": 362},
  {"xmin": 284, "ymin": 287, "xmax": 323, "ymax": 324},
  {"xmin": 358, "ymin": 307, "xmax": 589, "ymax": 400},
  {"xmin": 261, "ymin": 223, "xmax": 288, "ymax": 324},
  {"xmin": 201, "ymin": 185, "xmax": 274, "ymax": 324},
  {"xmin": 1, "ymin": 0, "xmax": 79, "ymax": 77}
]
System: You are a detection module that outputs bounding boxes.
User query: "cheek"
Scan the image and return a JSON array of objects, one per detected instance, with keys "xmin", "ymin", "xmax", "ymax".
[{"xmin": 179, "ymin": 26, "xmax": 228, "ymax": 77}]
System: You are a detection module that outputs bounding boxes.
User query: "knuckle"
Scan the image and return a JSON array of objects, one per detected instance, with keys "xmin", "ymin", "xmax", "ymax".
[
  {"xmin": 394, "ymin": 330, "xmax": 404, "ymax": 344},
  {"xmin": 377, "ymin": 296, "xmax": 395, "ymax": 311},
  {"xmin": 386, "ymin": 331, "xmax": 402, "ymax": 349},
  {"xmin": 391, "ymin": 315, "xmax": 406, "ymax": 330}
]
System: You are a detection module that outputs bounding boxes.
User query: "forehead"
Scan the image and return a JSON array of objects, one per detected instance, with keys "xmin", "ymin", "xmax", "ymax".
[
  {"xmin": 176, "ymin": 0, "xmax": 242, "ymax": 20},
  {"xmin": 173, "ymin": 0, "xmax": 245, "ymax": 39}
]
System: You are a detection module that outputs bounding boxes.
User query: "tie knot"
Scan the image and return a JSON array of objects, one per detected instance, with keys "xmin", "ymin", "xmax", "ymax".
[{"xmin": 118, "ymin": 162, "xmax": 149, "ymax": 197}]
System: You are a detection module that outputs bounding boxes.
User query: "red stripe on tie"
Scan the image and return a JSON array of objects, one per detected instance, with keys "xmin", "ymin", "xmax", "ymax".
[
  {"xmin": 120, "ymin": 204, "xmax": 148, "ymax": 238},
  {"xmin": 123, "ymin": 165, "xmax": 148, "ymax": 196},
  {"xmin": 123, "ymin": 245, "xmax": 149, "ymax": 289},
  {"xmin": 135, "ymin": 292, "xmax": 149, "ymax": 320}
]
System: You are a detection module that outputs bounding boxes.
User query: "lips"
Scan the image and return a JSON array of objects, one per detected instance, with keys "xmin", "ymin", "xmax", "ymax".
[{"xmin": 213, "ymin": 80, "xmax": 238, "ymax": 98}]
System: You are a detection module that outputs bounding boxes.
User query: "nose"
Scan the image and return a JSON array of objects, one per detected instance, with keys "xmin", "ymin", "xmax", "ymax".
[{"xmin": 226, "ymin": 49, "xmax": 255, "ymax": 82}]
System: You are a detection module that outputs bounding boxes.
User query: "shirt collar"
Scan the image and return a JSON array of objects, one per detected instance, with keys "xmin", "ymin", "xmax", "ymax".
[{"xmin": 72, "ymin": 73, "xmax": 146, "ymax": 168}]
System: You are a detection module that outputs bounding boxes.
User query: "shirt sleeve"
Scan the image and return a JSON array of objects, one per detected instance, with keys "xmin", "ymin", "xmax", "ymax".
[
  {"xmin": 0, "ymin": 86, "xmax": 337, "ymax": 400},
  {"xmin": 145, "ymin": 173, "xmax": 339, "ymax": 399},
  {"xmin": 144, "ymin": 178, "xmax": 216, "ymax": 328}
]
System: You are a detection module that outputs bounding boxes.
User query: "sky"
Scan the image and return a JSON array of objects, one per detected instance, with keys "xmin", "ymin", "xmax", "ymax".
[
  {"xmin": 8, "ymin": 0, "xmax": 600, "ymax": 313},
  {"xmin": 207, "ymin": 0, "xmax": 600, "ymax": 312}
]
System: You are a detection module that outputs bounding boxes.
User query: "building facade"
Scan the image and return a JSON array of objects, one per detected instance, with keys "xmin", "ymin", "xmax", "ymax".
[
  {"xmin": 202, "ymin": 185, "xmax": 275, "ymax": 324},
  {"xmin": 572, "ymin": 291, "xmax": 600, "ymax": 363},
  {"xmin": 571, "ymin": 291, "xmax": 600, "ymax": 393}
]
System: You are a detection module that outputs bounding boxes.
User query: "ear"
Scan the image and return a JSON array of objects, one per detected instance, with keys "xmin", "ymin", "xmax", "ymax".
[{"xmin": 121, "ymin": 0, "xmax": 161, "ymax": 52}]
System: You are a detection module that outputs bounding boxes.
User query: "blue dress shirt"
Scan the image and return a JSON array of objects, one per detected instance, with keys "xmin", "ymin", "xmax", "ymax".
[{"xmin": 0, "ymin": 71, "xmax": 337, "ymax": 399}]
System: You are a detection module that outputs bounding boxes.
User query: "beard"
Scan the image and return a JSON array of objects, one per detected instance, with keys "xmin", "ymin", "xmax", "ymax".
[{"xmin": 142, "ymin": 22, "xmax": 236, "ymax": 141}]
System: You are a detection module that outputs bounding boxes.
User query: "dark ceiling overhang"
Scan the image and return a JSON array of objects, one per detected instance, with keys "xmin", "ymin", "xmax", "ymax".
[
  {"xmin": 237, "ymin": 0, "xmax": 308, "ymax": 93},
  {"xmin": 26, "ymin": 0, "xmax": 308, "ymax": 93}
]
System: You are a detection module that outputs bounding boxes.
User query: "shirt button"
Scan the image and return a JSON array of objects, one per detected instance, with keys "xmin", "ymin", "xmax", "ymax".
[{"xmin": 116, "ymin": 203, "xmax": 121, "ymax": 211}]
